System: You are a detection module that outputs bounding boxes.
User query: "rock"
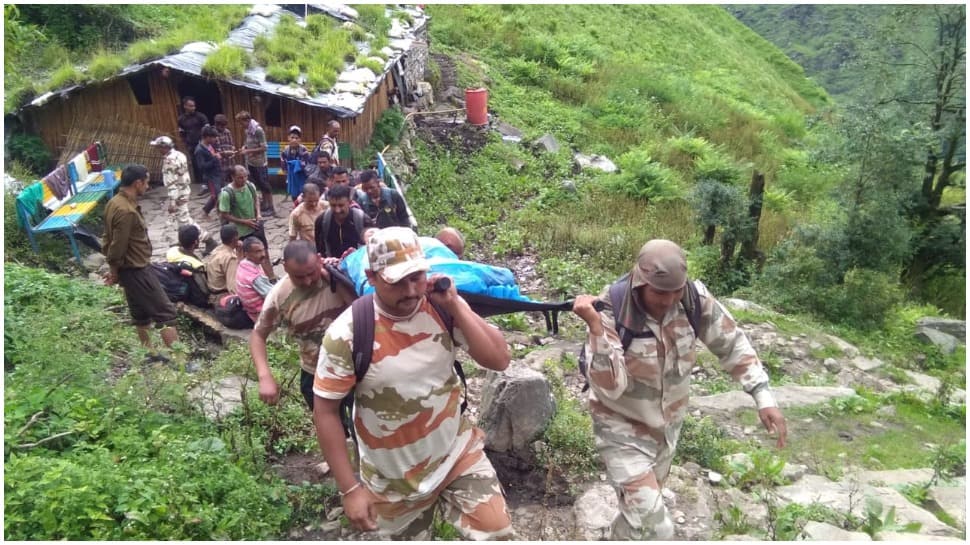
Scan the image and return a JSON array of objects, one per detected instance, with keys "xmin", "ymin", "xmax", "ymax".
[
  {"xmin": 776, "ymin": 475, "xmax": 960, "ymax": 537},
  {"xmin": 561, "ymin": 179, "xmax": 577, "ymax": 192},
  {"xmin": 479, "ymin": 364, "xmax": 556, "ymax": 454},
  {"xmin": 801, "ymin": 521, "xmax": 872, "ymax": 540},
  {"xmin": 574, "ymin": 483, "xmax": 617, "ymax": 540},
  {"xmin": 915, "ymin": 327, "xmax": 960, "ymax": 355},
  {"xmin": 903, "ymin": 370, "xmax": 942, "ymax": 393},
  {"xmin": 875, "ymin": 532, "xmax": 965, "ymax": 541},
  {"xmin": 723, "ymin": 298, "xmax": 772, "ymax": 314},
  {"xmin": 856, "ymin": 468, "xmax": 935, "ymax": 486},
  {"xmin": 188, "ymin": 375, "xmax": 249, "ymax": 420},
  {"xmin": 82, "ymin": 252, "xmax": 105, "ymax": 270},
  {"xmin": 852, "ymin": 356, "xmax": 885, "ymax": 371},
  {"xmin": 916, "ymin": 317, "xmax": 966, "ymax": 340},
  {"xmin": 518, "ymin": 340, "xmax": 580, "ymax": 373},
  {"xmin": 534, "ymin": 133, "xmax": 561, "ymax": 154},
  {"xmin": 721, "ymin": 534, "xmax": 760, "ymax": 540},
  {"xmin": 724, "ymin": 452, "xmax": 753, "ymax": 473},
  {"xmin": 927, "ymin": 484, "xmax": 966, "ymax": 530},
  {"xmin": 825, "ymin": 334, "xmax": 861, "ymax": 358},
  {"xmin": 780, "ymin": 462, "xmax": 808, "ymax": 482},
  {"xmin": 876, "ymin": 405, "xmax": 896, "ymax": 417},
  {"xmin": 692, "ymin": 385, "xmax": 857, "ymax": 413},
  {"xmin": 823, "ymin": 358, "xmax": 841, "ymax": 373},
  {"xmin": 708, "ymin": 471, "xmax": 723, "ymax": 485},
  {"xmin": 573, "ymin": 153, "xmax": 618, "ymax": 173}
]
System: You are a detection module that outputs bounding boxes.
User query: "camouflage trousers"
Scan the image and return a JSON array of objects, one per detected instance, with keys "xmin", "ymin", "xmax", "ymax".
[
  {"xmin": 373, "ymin": 428, "xmax": 514, "ymax": 540},
  {"xmin": 593, "ymin": 412, "xmax": 678, "ymax": 541},
  {"xmin": 167, "ymin": 184, "xmax": 209, "ymax": 245}
]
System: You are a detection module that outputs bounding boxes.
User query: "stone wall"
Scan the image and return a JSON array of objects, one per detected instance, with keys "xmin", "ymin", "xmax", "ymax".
[{"xmin": 402, "ymin": 26, "xmax": 430, "ymax": 94}]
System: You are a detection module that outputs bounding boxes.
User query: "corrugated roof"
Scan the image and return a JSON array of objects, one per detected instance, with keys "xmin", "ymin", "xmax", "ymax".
[{"xmin": 24, "ymin": 3, "xmax": 430, "ymax": 118}]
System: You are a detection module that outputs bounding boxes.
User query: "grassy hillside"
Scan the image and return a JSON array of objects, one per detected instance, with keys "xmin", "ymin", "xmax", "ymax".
[{"xmin": 414, "ymin": 5, "xmax": 835, "ymax": 283}]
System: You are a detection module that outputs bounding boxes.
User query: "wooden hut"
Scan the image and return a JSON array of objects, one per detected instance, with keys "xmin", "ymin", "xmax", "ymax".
[{"xmin": 15, "ymin": 4, "xmax": 430, "ymax": 183}]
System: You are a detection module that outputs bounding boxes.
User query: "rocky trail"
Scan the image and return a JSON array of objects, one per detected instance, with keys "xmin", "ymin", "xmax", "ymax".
[{"xmin": 73, "ymin": 79, "xmax": 965, "ymax": 540}]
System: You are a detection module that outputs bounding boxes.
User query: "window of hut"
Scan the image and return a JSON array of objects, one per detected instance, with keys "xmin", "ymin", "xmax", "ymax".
[
  {"xmin": 264, "ymin": 97, "xmax": 281, "ymax": 127},
  {"xmin": 128, "ymin": 72, "xmax": 153, "ymax": 105}
]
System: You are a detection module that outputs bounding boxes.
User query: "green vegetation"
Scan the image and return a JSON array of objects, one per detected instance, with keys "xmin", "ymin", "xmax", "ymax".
[
  {"xmin": 537, "ymin": 358, "xmax": 599, "ymax": 480},
  {"xmin": 202, "ymin": 46, "xmax": 252, "ymax": 79},
  {"xmin": 4, "ymin": 5, "xmax": 248, "ymax": 112},
  {"xmin": 253, "ymin": 13, "xmax": 356, "ymax": 95},
  {"xmin": 3, "ymin": 264, "xmax": 337, "ymax": 539}
]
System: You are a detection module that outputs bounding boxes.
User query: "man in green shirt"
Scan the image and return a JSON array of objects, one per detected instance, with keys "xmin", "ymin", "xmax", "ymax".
[
  {"xmin": 219, "ymin": 165, "xmax": 276, "ymax": 281},
  {"xmin": 103, "ymin": 164, "xmax": 180, "ymax": 359}
]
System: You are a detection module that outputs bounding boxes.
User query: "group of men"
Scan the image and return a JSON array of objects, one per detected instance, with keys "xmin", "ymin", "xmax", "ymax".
[{"xmin": 104, "ymin": 104, "xmax": 788, "ymax": 540}]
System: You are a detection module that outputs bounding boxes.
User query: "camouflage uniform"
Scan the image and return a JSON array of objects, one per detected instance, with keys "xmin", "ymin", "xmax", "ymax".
[
  {"xmin": 585, "ymin": 279, "xmax": 776, "ymax": 540},
  {"xmin": 161, "ymin": 148, "xmax": 208, "ymax": 244},
  {"xmin": 314, "ymin": 295, "xmax": 514, "ymax": 540}
]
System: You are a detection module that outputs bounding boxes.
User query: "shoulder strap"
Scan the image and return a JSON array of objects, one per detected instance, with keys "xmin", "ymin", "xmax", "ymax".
[
  {"xmin": 351, "ymin": 208, "xmax": 365, "ymax": 237},
  {"xmin": 682, "ymin": 279, "xmax": 701, "ymax": 337},
  {"xmin": 318, "ymin": 210, "xmax": 333, "ymax": 255},
  {"xmin": 350, "ymin": 293, "xmax": 376, "ymax": 382},
  {"xmin": 607, "ymin": 275, "xmax": 635, "ymax": 351},
  {"xmin": 428, "ymin": 299, "xmax": 468, "ymax": 415}
]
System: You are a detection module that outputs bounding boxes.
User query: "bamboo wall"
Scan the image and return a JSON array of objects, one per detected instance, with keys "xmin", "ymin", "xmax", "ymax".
[{"xmin": 19, "ymin": 65, "xmax": 397, "ymax": 176}]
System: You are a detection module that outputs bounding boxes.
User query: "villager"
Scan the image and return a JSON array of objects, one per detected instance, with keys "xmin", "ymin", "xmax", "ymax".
[
  {"xmin": 305, "ymin": 150, "xmax": 333, "ymax": 182},
  {"xmin": 235, "ymin": 236, "xmax": 273, "ymax": 323},
  {"xmin": 328, "ymin": 166, "xmax": 365, "ymax": 207},
  {"xmin": 103, "ymin": 165, "xmax": 180, "ymax": 361},
  {"xmin": 196, "ymin": 125, "xmax": 225, "ymax": 217},
  {"xmin": 571, "ymin": 239, "xmax": 788, "ymax": 540},
  {"xmin": 166, "ymin": 224, "xmax": 211, "ymax": 307},
  {"xmin": 357, "ymin": 169, "xmax": 410, "ymax": 228},
  {"xmin": 314, "ymin": 120, "xmax": 342, "ymax": 165},
  {"xmin": 176, "ymin": 96, "xmax": 209, "ymax": 188},
  {"xmin": 435, "ymin": 227, "xmax": 466, "ymax": 259},
  {"xmin": 312, "ymin": 227, "xmax": 514, "ymax": 539},
  {"xmin": 219, "ymin": 165, "xmax": 275, "ymax": 280},
  {"xmin": 150, "ymin": 135, "xmax": 214, "ymax": 253},
  {"xmin": 205, "ymin": 224, "xmax": 241, "ymax": 298},
  {"xmin": 213, "ymin": 114, "xmax": 237, "ymax": 185},
  {"xmin": 282, "ymin": 125, "xmax": 311, "ymax": 203},
  {"xmin": 289, "ymin": 181, "xmax": 327, "ymax": 243},
  {"xmin": 314, "ymin": 183, "xmax": 371, "ymax": 261},
  {"xmin": 235, "ymin": 110, "xmax": 276, "ymax": 218},
  {"xmin": 249, "ymin": 239, "xmax": 357, "ymax": 474}
]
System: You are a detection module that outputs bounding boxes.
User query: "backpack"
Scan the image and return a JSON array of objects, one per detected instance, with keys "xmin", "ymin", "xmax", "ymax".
[
  {"xmin": 213, "ymin": 294, "xmax": 255, "ymax": 329},
  {"xmin": 220, "ymin": 182, "xmax": 258, "ymax": 225},
  {"xmin": 151, "ymin": 262, "xmax": 190, "ymax": 303},
  {"xmin": 316, "ymin": 208, "xmax": 366, "ymax": 258},
  {"xmin": 339, "ymin": 293, "xmax": 468, "ymax": 440},
  {"xmin": 577, "ymin": 274, "xmax": 702, "ymax": 392}
]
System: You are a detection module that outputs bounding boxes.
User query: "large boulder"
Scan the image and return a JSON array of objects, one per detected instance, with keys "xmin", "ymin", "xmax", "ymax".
[
  {"xmin": 927, "ymin": 483, "xmax": 966, "ymax": 531},
  {"xmin": 533, "ymin": 133, "xmax": 561, "ymax": 154},
  {"xmin": 188, "ymin": 375, "xmax": 249, "ymax": 420},
  {"xmin": 915, "ymin": 327, "xmax": 960, "ymax": 355},
  {"xmin": 692, "ymin": 385, "xmax": 857, "ymax": 413},
  {"xmin": 573, "ymin": 153, "xmax": 618, "ymax": 173},
  {"xmin": 479, "ymin": 364, "xmax": 556, "ymax": 454},
  {"xmin": 916, "ymin": 317, "xmax": 965, "ymax": 340}
]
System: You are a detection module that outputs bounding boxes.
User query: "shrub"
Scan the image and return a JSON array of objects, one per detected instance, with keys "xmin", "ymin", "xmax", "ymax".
[
  {"xmin": 129, "ymin": 40, "xmax": 169, "ymax": 63},
  {"xmin": 820, "ymin": 268, "xmax": 905, "ymax": 330},
  {"xmin": 202, "ymin": 46, "xmax": 251, "ymax": 79},
  {"xmin": 353, "ymin": 4, "xmax": 390, "ymax": 37},
  {"xmin": 366, "ymin": 106, "xmax": 405, "ymax": 157},
  {"xmin": 356, "ymin": 56, "xmax": 385, "ymax": 75},
  {"xmin": 265, "ymin": 61, "xmax": 300, "ymax": 84},
  {"xmin": 693, "ymin": 152, "xmax": 743, "ymax": 185},
  {"xmin": 607, "ymin": 148, "xmax": 684, "ymax": 202},
  {"xmin": 6, "ymin": 133, "xmax": 52, "ymax": 174},
  {"xmin": 675, "ymin": 415, "xmax": 735, "ymax": 472}
]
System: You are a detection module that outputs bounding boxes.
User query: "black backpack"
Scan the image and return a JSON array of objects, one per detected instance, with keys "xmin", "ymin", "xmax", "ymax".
[
  {"xmin": 578, "ymin": 273, "xmax": 702, "ymax": 391},
  {"xmin": 213, "ymin": 294, "xmax": 255, "ymax": 329},
  {"xmin": 151, "ymin": 262, "xmax": 190, "ymax": 303},
  {"xmin": 340, "ymin": 293, "xmax": 468, "ymax": 440}
]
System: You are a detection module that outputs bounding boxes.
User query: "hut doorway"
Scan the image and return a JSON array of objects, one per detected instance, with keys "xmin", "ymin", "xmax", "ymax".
[{"xmin": 177, "ymin": 77, "xmax": 223, "ymax": 123}]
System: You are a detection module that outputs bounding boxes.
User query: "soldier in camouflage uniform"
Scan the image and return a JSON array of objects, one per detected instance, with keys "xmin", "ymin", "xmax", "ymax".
[
  {"xmin": 573, "ymin": 239, "xmax": 787, "ymax": 540},
  {"xmin": 313, "ymin": 227, "xmax": 514, "ymax": 540},
  {"xmin": 150, "ymin": 136, "xmax": 213, "ymax": 251}
]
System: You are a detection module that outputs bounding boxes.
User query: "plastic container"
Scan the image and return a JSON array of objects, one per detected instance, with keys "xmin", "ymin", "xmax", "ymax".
[
  {"xmin": 101, "ymin": 169, "xmax": 116, "ymax": 185},
  {"xmin": 465, "ymin": 88, "xmax": 489, "ymax": 126}
]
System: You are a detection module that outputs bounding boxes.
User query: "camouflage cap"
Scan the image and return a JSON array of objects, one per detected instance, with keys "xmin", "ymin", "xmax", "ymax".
[
  {"xmin": 631, "ymin": 239, "xmax": 687, "ymax": 291},
  {"xmin": 367, "ymin": 227, "xmax": 429, "ymax": 284}
]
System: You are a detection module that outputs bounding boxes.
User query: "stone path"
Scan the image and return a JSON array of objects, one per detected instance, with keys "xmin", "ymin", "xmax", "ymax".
[{"xmin": 142, "ymin": 181, "xmax": 295, "ymax": 278}]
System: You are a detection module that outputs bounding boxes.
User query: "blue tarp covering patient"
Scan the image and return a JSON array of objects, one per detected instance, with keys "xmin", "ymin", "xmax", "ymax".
[{"xmin": 340, "ymin": 236, "xmax": 534, "ymax": 302}]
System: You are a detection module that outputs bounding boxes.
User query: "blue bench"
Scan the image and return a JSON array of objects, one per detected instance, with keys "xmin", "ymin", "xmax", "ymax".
[
  {"xmin": 15, "ymin": 144, "xmax": 120, "ymax": 264},
  {"xmin": 265, "ymin": 140, "xmax": 353, "ymax": 179}
]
